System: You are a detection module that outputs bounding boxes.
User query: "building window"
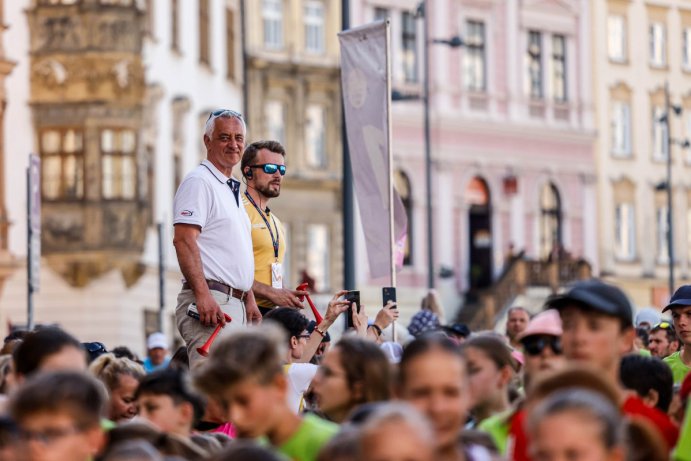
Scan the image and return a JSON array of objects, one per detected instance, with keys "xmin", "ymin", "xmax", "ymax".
[
  {"xmin": 265, "ymin": 100, "xmax": 285, "ymax": 143},
  {"xmin": 305, "ymin": 104, "xmax": 326, "ymax": 168},
  {"xmin": 614, "ymin": 202, "xmax": 636, "ymax": 260},
  {"xmin": 552, "ymin": 35, "xmax": 567, "ymax": 102},
  {"xmin": 306, "ymin": 224, "xmax": 330, "ymax": 292},
  {"xmin": 171, "ymin": 0, "xmax": 179, "ymax": 51},
  {"xmin": 374, "ymin": 7, "xmax": 389, "ymax": 21},
  {"xmin": 226, "ymin": 8, "xmax": 236, "ymax": 79},
  {"xmin": 656, "ymin": 206, "xmax": 669, "ymax": 263},
  {"xmin": 608, "ymin": 15, "xmax": 626, "ymax": 62},
  {"xmin": 263, "ymin": 0, "xmax": 284, "ymax": 49},
  {"xmin": 684, "ymin": 27, "xmax": 691, "ymax": 70},
  {"xmin": 611, "ymin": 101, "xmax": 631, "ymax": 157},
  {"xmin": 650, "ymin": 22, "xmax": 666, "ymax": 67},
  {"xmin": 101, "ymin": 128, "xmax": 137, "ymax": 200},
  {"xmin": 464, "ymin": 20, "xmax": 486, "ymax": 92},
  {"xmin": 401, "ymin": 11, "xmax": 418, "ymax": 83},
  {"xmin": 394, "ymin": 170, "xmax": 413, "ymax": 266},
  {"xmin": 304, "ymin": 0, "xmax": 325, "ymax": 54},
  {"xmin": 527, "ymin": 30, "xmax": 543, "ymax": 99},
  {"xmin": 199, "ymin": 0, "xmax": 210, "ymax": 65},
  {"xmin": 539, "ymin": 183, "xmax": 562, "ymax": 260},
  {"xmin": 652, "ymin": 105, "xmax": 668, "ymax": 161},
  {"xmin": 40, "ymin": 128, "xmax": 84, "ymax": 200}
]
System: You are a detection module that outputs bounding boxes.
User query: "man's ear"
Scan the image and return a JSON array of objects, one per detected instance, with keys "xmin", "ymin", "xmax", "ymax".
[
  {"xmin": 641, "ymin": 389, "xmax": 660, "ymax": 409},
  {"xmin": 671, "ymin": 340, "xmax": 681, "ymax": 353},
  {"xmin": 179, "ymin": 401, "xmax": 194, "ymax": 426},
  {"xmin": 203, "ymin": 134, "xmax": 211, "ymax": 150},
  {"xmin": 499, "ymin": 365, "xmax": 513, "ymax": 388},
  {"xmin": 290, "ymin": 336, "xmax": 299, "ymax": 351},
  {"xmin": 619, "ymin": 327, "xmax": 636, "ymax": 356}
]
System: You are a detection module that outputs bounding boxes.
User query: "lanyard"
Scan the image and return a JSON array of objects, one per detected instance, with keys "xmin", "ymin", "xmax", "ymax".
[{"xmin": 245, "ymin": 191, "xmax": 280, "ymax": 259}]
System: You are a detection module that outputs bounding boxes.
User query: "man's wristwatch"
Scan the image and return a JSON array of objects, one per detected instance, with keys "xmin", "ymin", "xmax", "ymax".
[{"xmin": 369, "ymin": 324, "xmax": 383, "ymax": 336}]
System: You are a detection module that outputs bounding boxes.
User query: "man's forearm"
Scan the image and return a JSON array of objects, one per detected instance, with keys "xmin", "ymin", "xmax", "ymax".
[
  {"xmin": 174, "ymin": 237, "xmax": 210, "ymax": 297},
  {"xmin": 252, "ymin": 280, "xmax": 275, "ymax": 302}
]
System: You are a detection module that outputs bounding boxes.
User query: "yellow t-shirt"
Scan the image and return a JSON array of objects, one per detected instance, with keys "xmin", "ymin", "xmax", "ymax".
[{"xmin": 243, "ymin": 196, "xmax": 286, "ymax": 308}]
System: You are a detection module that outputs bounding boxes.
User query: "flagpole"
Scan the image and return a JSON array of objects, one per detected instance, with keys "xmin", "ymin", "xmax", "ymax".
[{"xmin": 385, "ymin": 19, "xmax": 397, "ymax": 342}]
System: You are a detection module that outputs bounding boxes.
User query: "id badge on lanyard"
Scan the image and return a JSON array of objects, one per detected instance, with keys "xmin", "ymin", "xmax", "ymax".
[{"xmin": 271, "ymin": 262, "xmax": 283, "ymax": 288}]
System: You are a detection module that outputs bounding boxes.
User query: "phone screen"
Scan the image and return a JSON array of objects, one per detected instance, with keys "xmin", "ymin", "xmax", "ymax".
[
  {"xmin": 345, "ymin": 290, "xmax": 360, "ymax": 329},
  {"xmin": 382, "ymin": 287, "xmax": 397, "ymax": 307}
]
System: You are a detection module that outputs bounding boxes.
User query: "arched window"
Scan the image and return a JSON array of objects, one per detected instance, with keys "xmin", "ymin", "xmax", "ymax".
[
  {"xmin": 394, "ymin": 170, "xmax": 413, "ymax": 266},
  {"xmin": 539, "ymin": 183, "xmax": 562, "ymax": 259}
]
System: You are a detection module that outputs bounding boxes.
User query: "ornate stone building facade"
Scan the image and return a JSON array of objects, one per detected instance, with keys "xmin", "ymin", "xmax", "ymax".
[
  {"xmin": 0, "ymin": 1, "xmax": 14, "ymax": 260},
  {"xmin": 0, "ymin": 0, "xmax": 244, "ymax": 352},
  {"xmin": 244, "ymin": 0, "xmax": 343, "ymax": 293},
  {"xmin": 27, "ymin": 1, "xmax": 149, "ymax": 287}
]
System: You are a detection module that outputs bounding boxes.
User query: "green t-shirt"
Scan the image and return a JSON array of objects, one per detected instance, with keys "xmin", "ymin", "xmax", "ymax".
[
  {"xmin": 478, "ymin": 410, "xmax": 512, "ymax": 454},
  {"xmin": 674, "ymin": 399, "xmax": 691, "ymax": 460},
  {"xmin": 663, "ymin": 351, "xmax": 691, "ymax": 384},
  {"xmin": 278, "ymin": 414, "xmax": 338, "ymax": 461}
]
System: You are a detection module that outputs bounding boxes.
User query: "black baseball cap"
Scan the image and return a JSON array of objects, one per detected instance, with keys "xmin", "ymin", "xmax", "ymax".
[
  {"xmin": 441, "ymin": 323, "xmax": 471, "ymax": 338},
  {"xmin": 662, "ymin": 285, "xmax": 691, "ymax": 313},
  {"xmin": 544, "ymin": 279, "xmax": 633, "ymax": 327}
]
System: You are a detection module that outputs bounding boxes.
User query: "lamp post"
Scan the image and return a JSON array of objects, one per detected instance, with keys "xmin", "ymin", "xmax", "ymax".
[
  {"xmin": 660, "ymin": 82, "xmax": 690, "ymax": 296},
  {"xmin": 420, "ymin": 0, "xmax": 463, "ymax": 289}
]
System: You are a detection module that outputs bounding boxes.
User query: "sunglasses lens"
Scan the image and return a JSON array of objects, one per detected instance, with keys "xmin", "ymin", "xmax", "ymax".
[
  {"xmin": 278, "ymin": 165, "xmax": 286, "ymax": 175},
  {"xmin": 524, "ymin": 337, "xmax": 562, "ymax": 356},
  {"xmin": 524, "ymin": 339, "xmax": 544, "ymax": 356},
  {"xmin": 263, "ymin": 164, "xmax": 278, "ymax": 174}
]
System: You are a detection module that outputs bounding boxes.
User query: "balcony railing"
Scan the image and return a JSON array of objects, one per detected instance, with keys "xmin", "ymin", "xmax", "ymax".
[{"xmin": 458, "ymin": 255, "xmax": 592, "ymax": 329}]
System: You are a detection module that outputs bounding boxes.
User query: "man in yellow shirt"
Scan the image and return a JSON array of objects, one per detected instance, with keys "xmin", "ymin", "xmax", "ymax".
[{"xmin": 241, "ymin": 141, "xmax": 306, "ymax": 314}]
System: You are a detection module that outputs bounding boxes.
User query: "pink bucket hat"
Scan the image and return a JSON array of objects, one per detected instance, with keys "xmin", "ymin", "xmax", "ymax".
[{"xmin": 518, "ymin": 309, "xmax": 562, "ymax": 341}]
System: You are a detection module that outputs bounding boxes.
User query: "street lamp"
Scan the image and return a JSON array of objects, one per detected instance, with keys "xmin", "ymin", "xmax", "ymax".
[
  {"xmin": 391, "ymin": 3, "xmax": 462, "ymax": 289},
  {"xmin": 659, "ymin": 82, "xmax": 690, "ymax": 296},
  {"xmin": 420, "ymin": 0, "xmax": 463, "ymax": 289}
]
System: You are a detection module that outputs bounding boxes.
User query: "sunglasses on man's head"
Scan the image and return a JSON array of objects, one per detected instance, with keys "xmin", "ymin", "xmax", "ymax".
[
  {"xmin": 522, "ymin": 336, "xmax": 562, "ymax": 356},
  {"xmin": 207, "ymin": 109, "xmax": 244, "ymax": 121},
  {"xmin": 249, "ymin": 163, "xmax": 286, "ymax": 176},
  {"xmin": 653, "ymin": 321, "xmax": 673, "ymax": 331}
]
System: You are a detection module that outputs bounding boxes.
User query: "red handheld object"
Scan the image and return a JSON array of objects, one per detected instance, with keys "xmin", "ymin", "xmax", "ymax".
[
  {"xmin": 296, "ymin": 283, "xmax": 323, "ymax": 325},
  {"xmin": 196, "ymin": 313, "xmax": 232, "ymax": 357}
]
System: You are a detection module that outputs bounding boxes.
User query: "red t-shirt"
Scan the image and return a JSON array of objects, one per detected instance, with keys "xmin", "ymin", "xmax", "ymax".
[
  {"xmin": 507, "ymin": 396, "xmax": 679, "ymax": 460},
  {"xmin": 621, "ymin": 395, "xmax": 679, "ymax": 450}
]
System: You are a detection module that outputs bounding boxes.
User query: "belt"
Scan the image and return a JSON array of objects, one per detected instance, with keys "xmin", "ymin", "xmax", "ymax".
[{"xmin": 182, "ymin": 280, "xmax": 248, "ymax": 302}]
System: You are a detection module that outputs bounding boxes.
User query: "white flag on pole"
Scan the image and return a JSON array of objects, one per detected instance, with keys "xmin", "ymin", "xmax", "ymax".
[{"xmin": 339, "ymin": 21, "xmax": 408, "ymax": 280}]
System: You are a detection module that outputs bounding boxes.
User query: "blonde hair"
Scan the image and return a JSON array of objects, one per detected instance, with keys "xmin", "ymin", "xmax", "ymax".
[
  {"xmin": 421, "ymin": 290, "xmax": 445, "ymax": 323},
  {"xmin": 89, "ymin": 353, "xmax": 145, "ymax": 391}
]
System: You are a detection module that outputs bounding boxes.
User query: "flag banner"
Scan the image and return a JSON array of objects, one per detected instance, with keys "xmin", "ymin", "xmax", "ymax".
[{"xmin": 339, "ymin": 21, "xmax": 408, "ymax": 279}]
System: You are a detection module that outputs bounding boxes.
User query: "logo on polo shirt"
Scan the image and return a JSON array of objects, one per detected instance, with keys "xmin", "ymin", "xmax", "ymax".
[{"xmin": 181, "ymin": 210, "xmax": 194, "ymax": 217}]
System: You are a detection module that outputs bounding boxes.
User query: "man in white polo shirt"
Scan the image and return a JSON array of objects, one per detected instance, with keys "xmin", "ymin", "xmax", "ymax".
[{"xmin": 173, "ymin": 109, "xmax": 261, "ymax": 367}]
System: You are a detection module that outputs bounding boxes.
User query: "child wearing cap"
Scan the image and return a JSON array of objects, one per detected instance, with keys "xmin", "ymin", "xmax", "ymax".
[
  {"xmin": 661, "ymin": 285, "xmax": 691, "ymax": 384},
  {"xmin": 545, "ymin": 279, "xmax": 679, "ymax": 451}
]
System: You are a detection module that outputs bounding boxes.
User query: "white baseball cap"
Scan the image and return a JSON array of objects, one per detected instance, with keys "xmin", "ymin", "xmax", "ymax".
[{"xmin": 147, "ymin": 332, "xmax": 168, "ymax": 350}]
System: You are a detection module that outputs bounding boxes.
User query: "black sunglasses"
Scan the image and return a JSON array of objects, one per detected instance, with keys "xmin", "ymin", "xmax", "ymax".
[
  {"xmin": 82, "ymin": 342, "xmax": 107, "ymax": 354},
  {"xmin": 207, "ymin": 109, "xmax": 244, "ymax": 121},
  {"xmin": 653, "ymin": 321, "xmax": 673, "ymax": 331},
  {"xmin": 249, "ymin": 163, "xmax": 286, "ymax": 176},
  {"xmin": 522, "ymin": 336, "xmax": 562, "ymax": 356}
]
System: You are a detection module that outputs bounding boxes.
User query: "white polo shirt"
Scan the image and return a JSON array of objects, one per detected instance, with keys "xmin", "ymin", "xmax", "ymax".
[{"xmin": 173, "ymin": 160, "xmax": 254, "ymax": 292}]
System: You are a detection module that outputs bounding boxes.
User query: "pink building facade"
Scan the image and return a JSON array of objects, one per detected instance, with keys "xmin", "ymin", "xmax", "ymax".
[{"xmin": 351, "ymin": 0, "xmax": 597, "ymax": 316}]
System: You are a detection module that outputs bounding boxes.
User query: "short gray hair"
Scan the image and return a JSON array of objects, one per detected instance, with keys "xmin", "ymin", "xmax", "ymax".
[{"xmin": 204, "ymin": 110, "xmax": 246, "ymax": 139}]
